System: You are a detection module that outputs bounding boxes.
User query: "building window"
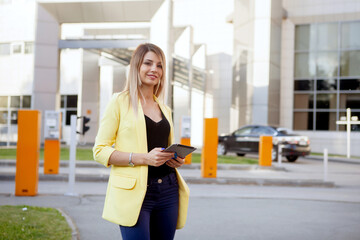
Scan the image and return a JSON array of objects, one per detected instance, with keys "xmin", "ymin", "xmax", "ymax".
[
  {"xmin": 0, "ymin": 95, "xmax": 31, "ymax": 125},
  {"xmin": 24, "ymin": 42, "xmax": 34, "ymax": 54},
  {"xmin": 294, "ymin": 21, "xmax": 360, "ymax": 131},
  {"xmin": 11, "ymin": 43, "xmax": 23, "ymax": 54},
  {"xmin": 0, "ymin": 96, "xmax": 8, "ymax": 108},
  {"xmin": 0, "ymin": 43, "xmax": 10, "ymax": 56},
  {"xmin": 10, "ymin": 96, "xmax": 20, "ymax": 108},
  {"xmin": 61, "ymin": 95, "xmax": 78, "ymax": 126},
  {"xmin": 0, "ymin": 111, "xmax": 8, "ymax": 124}
]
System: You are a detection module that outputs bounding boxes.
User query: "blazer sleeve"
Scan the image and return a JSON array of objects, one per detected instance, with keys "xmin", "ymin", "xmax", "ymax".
[{"xmin": 93, "ymin": 93, "xmax": 121, "ymax": 167}]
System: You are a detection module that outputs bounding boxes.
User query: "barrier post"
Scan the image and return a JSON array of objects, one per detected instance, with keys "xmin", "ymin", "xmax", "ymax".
[
  {"xmin": 259, "ymin": 136, "xmax": 273, "ymax": 167},
  {"xmin": 44, "ymin": 139, "xmax": 60, "ymax": 174},
  {"xmin": 65, "ymin": 115, "xmax": 78, "ymax": 196},
  {"xmin": 15, "ymin": 110, "xmax": 41, "ymax": 196},
  {"xmin": 181, "ymin": 138, "xmax": 192, "ymax": 164},
  {"xmin": 201, "ymin": 118, "xmax": 218, "ymax": 178}
]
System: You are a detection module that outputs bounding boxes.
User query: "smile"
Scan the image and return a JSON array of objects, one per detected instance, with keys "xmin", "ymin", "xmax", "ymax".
[{"xmin": 147, "ymin": 74, "xmax": 158, "ymax": 80}]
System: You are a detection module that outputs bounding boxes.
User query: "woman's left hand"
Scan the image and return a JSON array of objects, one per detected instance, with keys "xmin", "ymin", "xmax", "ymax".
[{"xmin": 166, "ymin": 156, "xmax": 185, "ymax": 168}]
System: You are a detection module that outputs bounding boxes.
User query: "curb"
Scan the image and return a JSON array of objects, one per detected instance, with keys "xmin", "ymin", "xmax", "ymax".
[
  {"xmin": 184, "ymin": 177, "xmax": 335, "ymax": 188},
  {"xmin": 0, "ymin": 160, "xmax": 287, "ymax": 171},
  {"xmin": 0, "ymin": 160, "xmax": 100, "ymax": 168},
  {"xmin": 57, "ymin": 208, "xmax": 80, "ymax": 240},
  {"xmin": 0, "ymin": 173, "xmax": 110, "ymax": 182},
  {"xmin": 305, "ymin": 156, "xmax": 360, "ymax": 165},
  {"xmin": 0, "ymin": 173, "xmax": 335, "ymax": 188}
]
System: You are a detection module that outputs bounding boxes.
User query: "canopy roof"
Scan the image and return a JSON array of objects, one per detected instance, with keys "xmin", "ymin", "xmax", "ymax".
[{"xmin": 38, "ymin": 0, "xmax": 164, "ymax": 23}]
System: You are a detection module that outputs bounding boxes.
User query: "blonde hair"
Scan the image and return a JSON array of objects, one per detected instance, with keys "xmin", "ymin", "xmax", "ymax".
[{"xmin": 124, "ymin": 43, "xmax": 167, "ymax": 115}]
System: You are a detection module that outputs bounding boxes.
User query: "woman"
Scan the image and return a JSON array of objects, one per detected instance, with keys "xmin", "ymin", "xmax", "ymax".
[{"xmin": 93, "ymin": 43, "xmax": 190, "ymax": 240}]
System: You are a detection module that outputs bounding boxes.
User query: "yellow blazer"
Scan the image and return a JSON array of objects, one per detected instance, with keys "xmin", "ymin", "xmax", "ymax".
[{"xmin": 93, "ymin": 91, "xmax": 190, "ymax": 229}]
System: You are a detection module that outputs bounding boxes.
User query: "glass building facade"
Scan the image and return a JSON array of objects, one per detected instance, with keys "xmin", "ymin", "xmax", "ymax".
[{"xmin": 294, "ymin": 21, "xmax": 360, "ymax": 131}]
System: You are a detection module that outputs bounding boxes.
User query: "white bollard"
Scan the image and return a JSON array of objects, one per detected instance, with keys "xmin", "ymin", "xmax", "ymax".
[
  {"xmin": 277, "ymin": 144, "xmax": 282, "ymax": 166},
  {"xmin": 65, "ymin": 115, "xmax": 78, "ymax": 196},
  {"xmin": 323, "ymin": 148, "xmax": 328, "ymax": 182}
]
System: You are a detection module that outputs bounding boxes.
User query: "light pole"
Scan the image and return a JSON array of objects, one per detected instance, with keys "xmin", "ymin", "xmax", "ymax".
[{"xmin": 336, "ymin": 108, "xmax": 360, "ymax": 158}]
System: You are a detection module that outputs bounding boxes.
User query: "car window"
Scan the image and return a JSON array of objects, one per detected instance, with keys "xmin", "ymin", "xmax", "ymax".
[
  {"xmin": 251, "ymin": 126, "xmax": 276, "ymax": 136},
  {"xmin": 276, "ymin": 128, "xmax": 293, "ymax": 135},
  {"xmin": 234, "ymin": 127, "xmax": 252, "ymax": 136}
]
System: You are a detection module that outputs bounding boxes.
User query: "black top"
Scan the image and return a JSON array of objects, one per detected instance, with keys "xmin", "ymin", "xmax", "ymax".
[{"xmin": 145, "ymin": 110, "xmax": 174, "ymax": 179}]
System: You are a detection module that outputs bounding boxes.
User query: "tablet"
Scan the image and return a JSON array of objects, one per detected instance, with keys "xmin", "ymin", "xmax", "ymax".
[{"xmin": 163, "ymin": 144, "xmax": 196, "ymax": 158}]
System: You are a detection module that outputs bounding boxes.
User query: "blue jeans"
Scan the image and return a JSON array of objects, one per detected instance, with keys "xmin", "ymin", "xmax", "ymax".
[{"xmin": 120, "ymin": 172, "xmax": 179, "ymax": 240}]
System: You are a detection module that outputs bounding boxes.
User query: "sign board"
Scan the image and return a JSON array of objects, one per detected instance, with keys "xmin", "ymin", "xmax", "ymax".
[{"xmin": 44, "ymin": 111, "xmax": 61, "ymax": 139}]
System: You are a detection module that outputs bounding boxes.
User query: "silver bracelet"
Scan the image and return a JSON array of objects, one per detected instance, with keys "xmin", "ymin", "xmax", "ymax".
[{"xmin": 128, "ymin": 152, "xmax": 134, "ymax": 167}]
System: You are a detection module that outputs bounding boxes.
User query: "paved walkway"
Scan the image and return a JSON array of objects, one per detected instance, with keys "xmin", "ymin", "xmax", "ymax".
[{"xmin": 1, "ymin": 155, "xmax": 359, "ymax": 187}]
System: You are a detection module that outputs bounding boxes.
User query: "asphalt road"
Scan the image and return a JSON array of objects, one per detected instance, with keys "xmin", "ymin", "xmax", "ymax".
[
  {"xmin": 1, "ymin": 157, "xmax": 360, "ymax": 240},
  {"xmin": 1, "ymin": 182, "xmax": 360, "ymax": 240}
]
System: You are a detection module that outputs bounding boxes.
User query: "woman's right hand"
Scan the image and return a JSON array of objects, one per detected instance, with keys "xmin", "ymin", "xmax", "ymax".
[{"xmin": 145, "ymin": 148, "xmax": 175, "ymax": 167}]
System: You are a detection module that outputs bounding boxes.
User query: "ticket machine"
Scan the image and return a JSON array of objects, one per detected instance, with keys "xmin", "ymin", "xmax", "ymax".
[{"xmin": 43, "ymin": 111, "xmax": 61, "ymax": 174}]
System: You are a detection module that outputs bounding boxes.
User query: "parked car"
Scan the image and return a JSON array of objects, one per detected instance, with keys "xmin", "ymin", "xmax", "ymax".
[{"xmin": 217, "ymin": 125, "xmax": 311, "ymax": 162}]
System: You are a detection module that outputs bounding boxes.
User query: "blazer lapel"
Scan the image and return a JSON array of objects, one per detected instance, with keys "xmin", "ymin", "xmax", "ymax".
[{"xmin": 135, "ymin": 98, "xmax": 147, "ymax": 153}]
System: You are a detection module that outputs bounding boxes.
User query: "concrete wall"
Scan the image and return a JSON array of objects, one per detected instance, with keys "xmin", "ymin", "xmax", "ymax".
[
  {"xmin": 297, "ymin": 130, "xmax": 360, "ymax": 156},
  {"xmin": 0, "ymin": 1, "xmax": 36, "ymax": 95}
]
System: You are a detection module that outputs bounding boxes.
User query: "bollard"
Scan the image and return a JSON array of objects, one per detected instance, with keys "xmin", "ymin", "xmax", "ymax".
[
  {"xmin": 277, "ymin": 144, "xmax": 283, "ymax": 166},
  {"xmin": 323, "ymin": 148, "xmax": 328, "ymax": 182},
  {"xmin": 259, "ymin": 136, "xmax": 273, "ymax": 167},
  {"xmin": 181, "ymin": 138, "xmax": 192, "ymax": 164},
  {"xmin": 201, "ymin": 118, "xmax": 218, "ymax": 178},
  {"xmin": 15, "ymin": 110, "xmax": 41, "ymax": 196}
]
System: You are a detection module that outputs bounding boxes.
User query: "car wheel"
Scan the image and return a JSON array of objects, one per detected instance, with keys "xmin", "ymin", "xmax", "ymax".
[
  {"xmin": 217, "ymin": 142, "xmax": 227, "ymax": 155},
  {"xmin": 272, "ymin": 147, "xmax": 278, "ymax": 161},
  {"xmin": 236, "ymin": 153, "xmax": 245, "ymax": 157},
  {"xmin": 286, "ymin": 156, "xmax": 298, "ymax": 162}
]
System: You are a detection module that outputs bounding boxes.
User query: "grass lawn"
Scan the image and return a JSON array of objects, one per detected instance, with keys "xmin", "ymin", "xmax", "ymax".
[
  {"xmin": 310, "ymin": 152, "xmax": 360, "ymax": 159},
  {"xmin": 0, "ymin": 148, "xmax": 93, "ymax": 160},
  {"xmin": 0, "ymin": 205, "xmax": 72, "ymax": 240},
  {"xmin": 0, "ymin": 148, "xmax": 259, "ymax": 164}
]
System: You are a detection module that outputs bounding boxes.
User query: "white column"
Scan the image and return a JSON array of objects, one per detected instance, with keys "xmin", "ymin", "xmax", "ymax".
[
  {"xmin": 80, "ymin": 50, "xmax": 100, "ymax": 143},
  {"xmin": 251, "ymin": 0, "xmax": 271, "ymax": 124},
  {"xmin": 32, "ymin": 4, "xmax": 60, "ymax": 142},
  {"xmin": 113, "ymin": 66, "xmax": 127, "ymax": 93},
  {"xmin": 280, "ymin": 19, "xmax": 295, "ymax": 129},
  {"xmin": 150, "ymin": 0, "xmax": 174, "ymax": 106}
]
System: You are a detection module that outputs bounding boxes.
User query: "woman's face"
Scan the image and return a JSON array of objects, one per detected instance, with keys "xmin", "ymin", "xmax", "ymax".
[{"xmin": 139, "ymin": 51, "xmax": 163, "ymax": 88}]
